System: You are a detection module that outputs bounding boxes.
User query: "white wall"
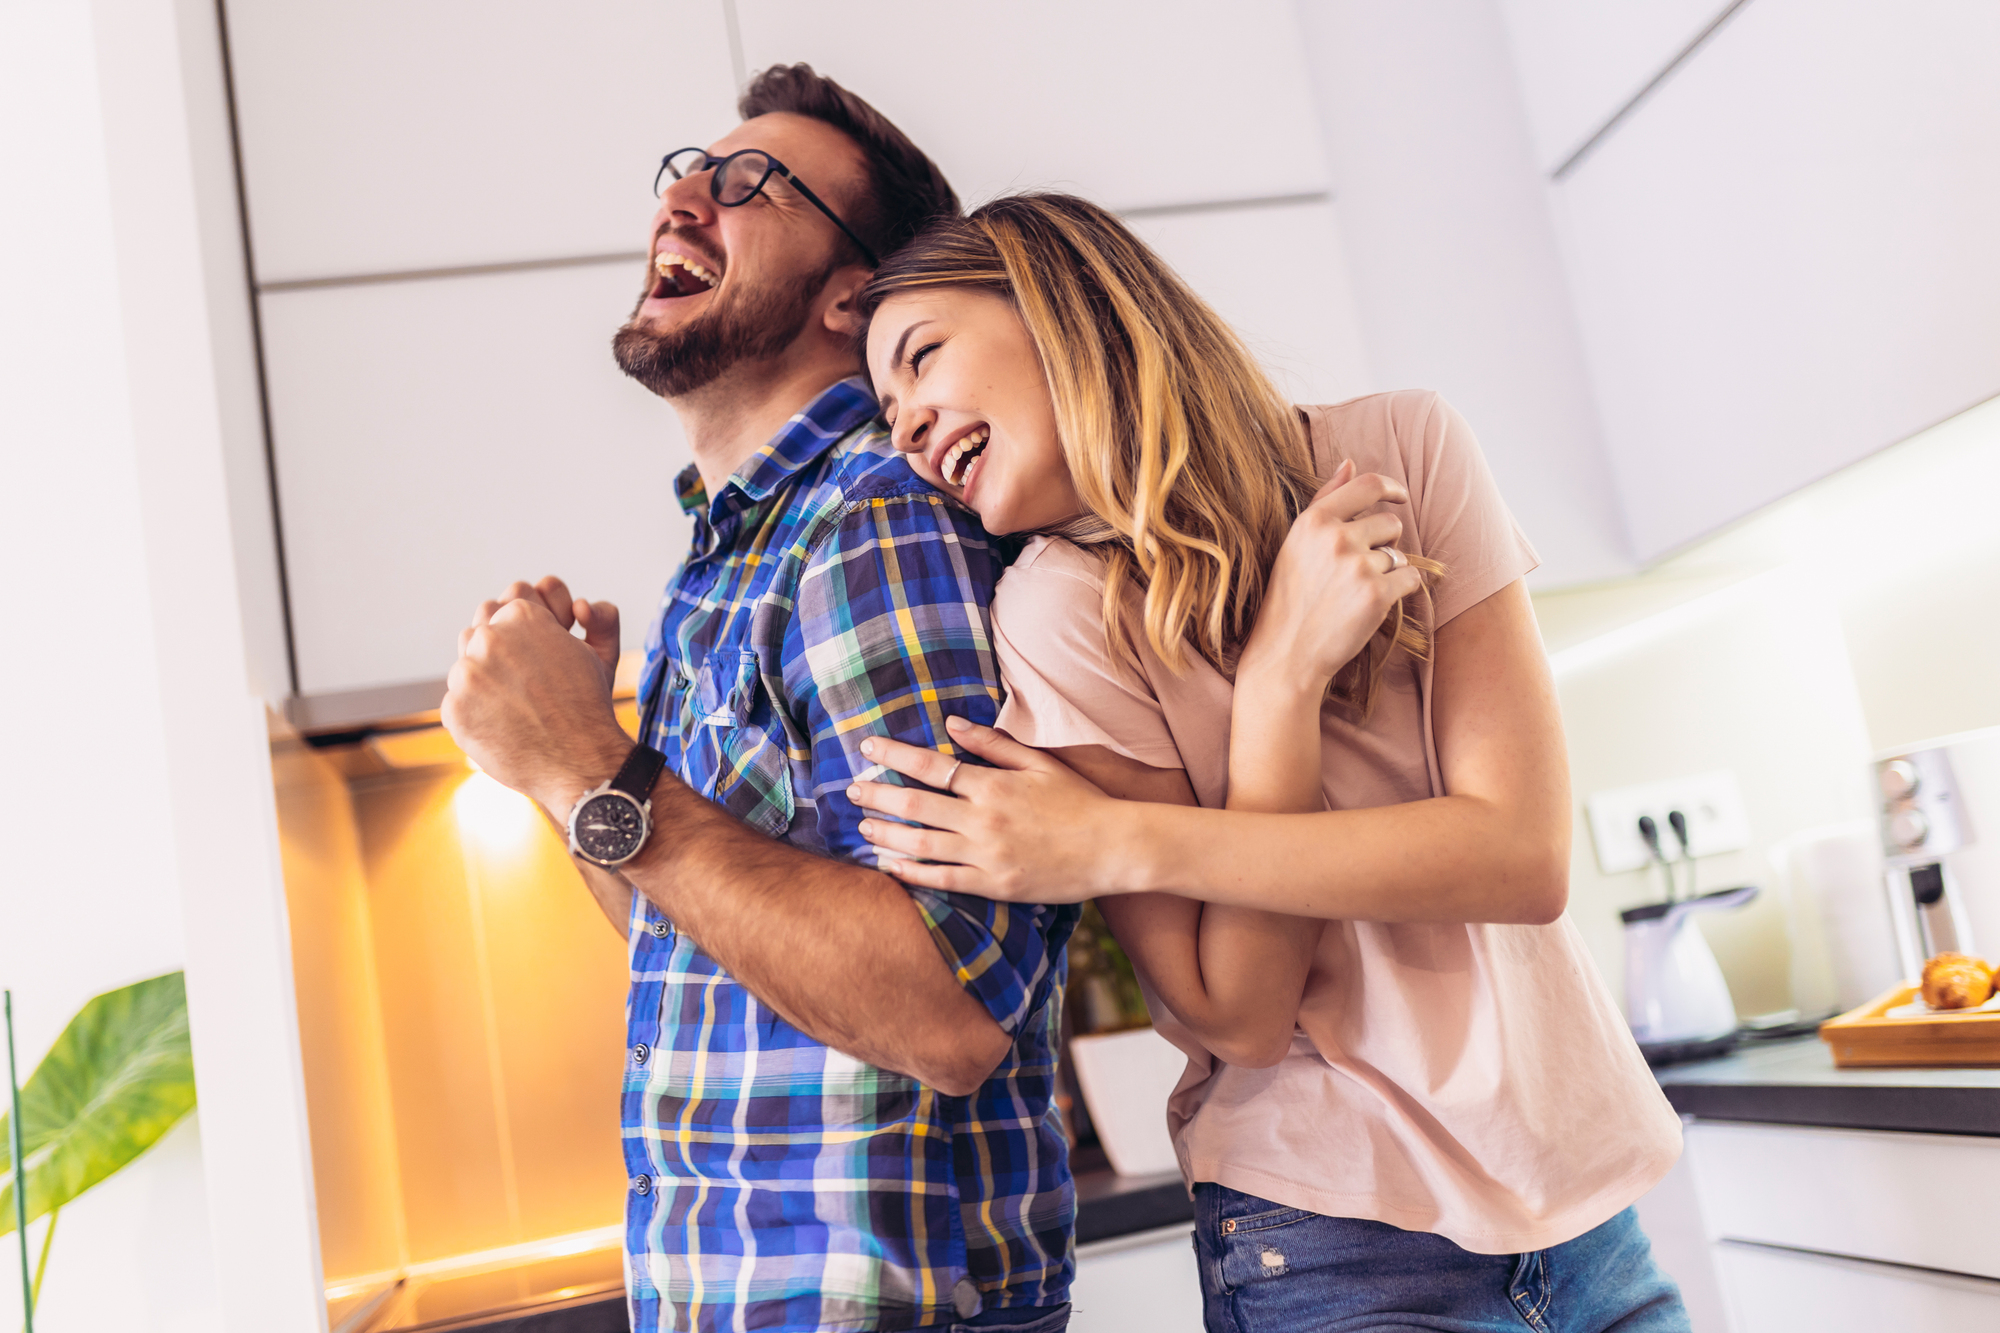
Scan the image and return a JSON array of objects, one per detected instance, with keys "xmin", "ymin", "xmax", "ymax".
[
  {"xmin": 2, "ymin": 0, "xmax": 323, "ymax": 1329},
  {"xmin": 1539, "ymin": 391, "xmax": 2000, "ymax": 1014},
  {"xmin": 0, "ymin": 3, "xmax": 222, "ymax": 1329}
]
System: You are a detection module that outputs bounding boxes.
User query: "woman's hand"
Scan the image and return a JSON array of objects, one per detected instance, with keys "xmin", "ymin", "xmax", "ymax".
[
  {"xmin": 1239, "ymin": 460, "xmax": 1426, "ymax": 695},
  {"xmin": 850, "ymin": 717, "xmax": 1138, "ymax": 902}
]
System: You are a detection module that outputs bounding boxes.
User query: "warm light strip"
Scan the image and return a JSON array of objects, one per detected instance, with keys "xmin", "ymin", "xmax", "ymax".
[
  {"xmin": 323, "ymin": 1223, "xmax": 624, "ymax": 1297},
  {"xmin": 402, "ymin": 1224, "xmax": 625, "ymax": 1280}
]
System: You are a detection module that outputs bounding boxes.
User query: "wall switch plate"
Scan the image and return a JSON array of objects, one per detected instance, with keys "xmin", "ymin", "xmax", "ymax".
[{"xmin": 1586, "ymin": 770, "xmax": 1751, "ymax": 875}]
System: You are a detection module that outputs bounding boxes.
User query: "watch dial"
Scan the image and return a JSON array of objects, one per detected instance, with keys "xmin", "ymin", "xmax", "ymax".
[{"xmin": 575, "ymin": 793, "xmax": 645, "ymax": 863}]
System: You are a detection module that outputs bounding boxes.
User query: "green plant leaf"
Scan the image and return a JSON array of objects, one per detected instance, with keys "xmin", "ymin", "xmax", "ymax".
[{"xmin": 0, "ymin": 972, "xmax": 195, "ymax": 1234}]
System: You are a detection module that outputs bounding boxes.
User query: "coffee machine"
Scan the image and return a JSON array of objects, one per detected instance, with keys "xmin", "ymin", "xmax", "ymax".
[{"xmin": 1876, "ymin": 746, "xmax": 1977, "ymax": 977}]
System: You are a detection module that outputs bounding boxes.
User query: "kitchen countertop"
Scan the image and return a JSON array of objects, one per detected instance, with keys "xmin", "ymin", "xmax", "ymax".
[{"xmin": 1655, "ymin": 1033, "xmax": 2000, "ymax": 1135}]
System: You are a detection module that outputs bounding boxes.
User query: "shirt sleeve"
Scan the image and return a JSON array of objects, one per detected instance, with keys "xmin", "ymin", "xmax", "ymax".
[
  {"xmin": 1397, "ymin": 392, "xmax": 1542, "ymax": 628},
  {"xmin": 785, "ymin": 491, "xmax": 1071, "ymax": 1035}
]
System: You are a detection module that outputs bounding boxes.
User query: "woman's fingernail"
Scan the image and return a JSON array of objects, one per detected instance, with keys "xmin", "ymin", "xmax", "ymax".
[
  {"xmin": 848, "ymin": 784, "xmax": 863, "ymax": 802},
  {"xmin": 859, "ymin": 820, "xmax": 875, "ymax": 837},
  {"xmin": 947, "ymin": 715, "xmax": 970, "ymax": 733},
  {"xmin": 861, "ymin": 738, "xmax": 878, "ymax": 756}
]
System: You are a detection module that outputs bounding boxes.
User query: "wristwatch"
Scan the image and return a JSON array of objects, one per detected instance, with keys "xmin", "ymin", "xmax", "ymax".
[{"xmin": 566, "ymin": 743, "xmax": 668, "ymax": 868}]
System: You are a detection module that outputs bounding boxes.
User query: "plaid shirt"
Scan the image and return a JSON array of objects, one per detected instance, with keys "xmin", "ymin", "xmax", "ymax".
[{"xmin": 624, "ymin": 379, "xmax": 1077, "ymax": 1332}]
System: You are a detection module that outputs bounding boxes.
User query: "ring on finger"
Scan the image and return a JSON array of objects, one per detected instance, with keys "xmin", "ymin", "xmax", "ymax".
[
  {"xmin": 943, "ymin": 759, "xmax": 964, "ymax": 794},
  {"xmin": 1378, "ymin": 545, "xmax": 1408, "ymax": 572}
]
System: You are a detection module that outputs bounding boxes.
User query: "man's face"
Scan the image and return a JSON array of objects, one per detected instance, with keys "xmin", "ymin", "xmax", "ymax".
[{"xmin": 613, "ymin": 113, "xmax": 873, "ymax": 398}]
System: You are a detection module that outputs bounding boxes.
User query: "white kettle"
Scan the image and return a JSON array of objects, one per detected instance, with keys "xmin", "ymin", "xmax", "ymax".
[{"xmin": 1622, "ymin": 885, "xmax": 1758, "ymax": 1062}]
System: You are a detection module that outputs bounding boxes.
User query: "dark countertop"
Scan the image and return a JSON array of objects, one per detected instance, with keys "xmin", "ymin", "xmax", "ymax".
[
  {"xmin": 1655, "ymin": 1033, "xmax": 2000, "ymax": 1135},
  {"xmin": 1070, "ymin": 1144, "xmax": 1193, "ymax": 1245}
]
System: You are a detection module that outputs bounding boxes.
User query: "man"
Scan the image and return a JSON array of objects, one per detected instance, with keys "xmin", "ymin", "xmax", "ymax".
[{"xmin": 441, "ymin": 66, "xmax": 1077, "ymax": 1333}]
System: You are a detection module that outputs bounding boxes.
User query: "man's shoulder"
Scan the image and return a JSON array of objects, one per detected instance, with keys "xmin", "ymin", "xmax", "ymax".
[
  {"xmin": 823, "ymin": 425, "xmax": 950, "ymax": 505},
  {"xmin": 793, "ymin": 425, "xmax": 989, "ymax": 544}
]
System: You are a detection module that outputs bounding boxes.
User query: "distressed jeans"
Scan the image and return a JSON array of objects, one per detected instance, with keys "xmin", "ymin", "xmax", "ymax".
[{"xmin": 1193, "ymin": 1185, "xmax": 1689, "ymax": 1332}]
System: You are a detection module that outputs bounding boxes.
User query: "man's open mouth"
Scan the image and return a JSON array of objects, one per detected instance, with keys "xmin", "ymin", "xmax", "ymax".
[
  {"xmin": 651, "ymin": 249, "xmax": 721, "ymax": 300},
  {"xmin": 940, "ymin": 427, "xmax": 989, "ymax": 487}
]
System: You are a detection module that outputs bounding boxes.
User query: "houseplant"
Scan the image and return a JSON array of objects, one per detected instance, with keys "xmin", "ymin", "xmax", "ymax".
[{"xmin": 2, "ymin": 972, "xmax": 196, "ymax": 1323}]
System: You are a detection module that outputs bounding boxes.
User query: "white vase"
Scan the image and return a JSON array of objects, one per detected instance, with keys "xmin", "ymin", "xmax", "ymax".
[{"xmin": 1066, "ymin": 1027, "xmax": 1186, "ymax": 1178}]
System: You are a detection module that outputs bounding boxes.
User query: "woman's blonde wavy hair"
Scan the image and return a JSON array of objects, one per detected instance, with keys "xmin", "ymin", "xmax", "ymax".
[{"xmin": 860, "ymin": 192, "xmax": 1434, "ymax": 717}]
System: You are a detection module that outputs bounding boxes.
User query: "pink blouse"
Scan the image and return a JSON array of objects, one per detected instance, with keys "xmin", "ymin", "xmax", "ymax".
[{"xmin": 994, "ymin": 391, "xmax": 1680, "ymax": 1253}]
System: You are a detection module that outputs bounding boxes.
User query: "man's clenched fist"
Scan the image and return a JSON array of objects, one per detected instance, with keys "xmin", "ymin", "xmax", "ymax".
[{"xmin": 442, "ymin": 575, "xmax": 632, "ymax": 819}]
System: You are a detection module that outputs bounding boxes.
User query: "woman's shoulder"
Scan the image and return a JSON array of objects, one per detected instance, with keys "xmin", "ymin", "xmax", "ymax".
[
  {"xmin": 995, "ymin": 535, "xmax": 1111, "ymax": 612},
  {"xmin": 993, "ymin": 536, "xmax": 1155, "ymax": 682},
  {"xmin": 1303, "ymin": 389, "xmax": 1461, "ymax": 479},
  {"xmin": 1007, "ymin": 533, "xmax": 1107, "ymax": 581}
]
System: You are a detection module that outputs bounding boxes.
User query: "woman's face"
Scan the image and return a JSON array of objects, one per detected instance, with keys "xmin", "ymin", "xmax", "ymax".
[{"xmin": 866, "ymin": 288, "xmax": 1083, "ymax": 534}]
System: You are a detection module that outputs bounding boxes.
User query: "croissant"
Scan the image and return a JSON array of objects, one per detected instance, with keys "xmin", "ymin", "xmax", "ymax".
[{"xmin": 1920, "ymin": 952, "xmax": 1994, "ymax": 1011}]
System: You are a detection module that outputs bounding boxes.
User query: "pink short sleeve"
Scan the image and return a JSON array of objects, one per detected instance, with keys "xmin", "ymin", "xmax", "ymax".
[
  {"xmin": 1398, "ymin": 393, "xmax": 1541, "ymax": 627},
  {"xmin": 991, "ymin": 539, "xmax": 1186, "ymax": 770}
]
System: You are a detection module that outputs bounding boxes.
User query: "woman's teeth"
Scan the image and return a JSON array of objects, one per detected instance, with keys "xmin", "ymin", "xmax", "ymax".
[
  {"xmin": 654, "ymin": 251, "xmax": 719, "ymax": 292},
  {"xmin": 942, "ymin": 428, "xmax": 989, "ymax": 486}
]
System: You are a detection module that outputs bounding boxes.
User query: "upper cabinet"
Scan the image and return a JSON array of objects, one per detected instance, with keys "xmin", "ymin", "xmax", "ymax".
[
  {"xmin": 733, "ymin": 0, "xmax": 1330, "ymax": 210},
  {"xmin": 1553, "ymin": 0, "xmax": 2000, "ymax": 558},
  {"xmin": 227, "ymin": 0, "xmax": 1375, "ymax": 705},
  {"xmin": 225, "ymin": 0, "xmax": 739, "ymax": 283},
  {"xmin": 1496, "ymin": 0, "xmax": 1739, "ymax": 172},
  {"xmin": 260, "ymin": 262, "xmax": 690, "ymax": 699}
]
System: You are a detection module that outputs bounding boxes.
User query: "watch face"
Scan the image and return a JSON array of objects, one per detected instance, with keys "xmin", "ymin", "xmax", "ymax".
[{"xmin": 574, "ymin": 791, "xmax": 646, "ymax": 864}]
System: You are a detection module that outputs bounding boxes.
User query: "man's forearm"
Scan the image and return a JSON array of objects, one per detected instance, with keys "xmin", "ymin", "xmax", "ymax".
[{"xmin": 620, "ymin": 774, "xmax": 1009, "ymax": 1095}]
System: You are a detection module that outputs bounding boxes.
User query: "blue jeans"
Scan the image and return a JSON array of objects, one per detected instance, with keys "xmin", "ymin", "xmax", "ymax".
[{"xmin": 1193, "ymin": 1185, "xmax": 1688, "ymax": 1332}]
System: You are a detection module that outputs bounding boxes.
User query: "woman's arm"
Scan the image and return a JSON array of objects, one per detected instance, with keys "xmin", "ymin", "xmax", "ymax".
[
  {"xmin": 852, "ymin": 578, "xmax": 1568, "ymax": 924},
  {"xmin": 1029, "ymin": 746, "xmax": 1317, "ymax": 1068}
]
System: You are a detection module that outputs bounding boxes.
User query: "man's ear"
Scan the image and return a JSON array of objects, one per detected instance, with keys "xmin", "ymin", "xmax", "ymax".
[{"xmin": 819, "ymin": 264, "xmax": 873, "ymax": 339}]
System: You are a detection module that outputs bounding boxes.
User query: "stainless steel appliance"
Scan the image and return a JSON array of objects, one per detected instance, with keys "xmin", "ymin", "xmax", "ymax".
[{"xmin": 1876, "ymin": 747, "xmax": 1978, "ymax": 976}]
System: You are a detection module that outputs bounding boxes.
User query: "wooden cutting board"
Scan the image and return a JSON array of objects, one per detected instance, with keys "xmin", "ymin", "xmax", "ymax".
[{"xmin": 1820, "ymin": 984, "xmax": 2000, "ymax": 1068}]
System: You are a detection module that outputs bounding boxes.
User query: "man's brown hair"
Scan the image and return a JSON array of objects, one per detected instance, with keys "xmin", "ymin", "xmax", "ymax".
[{"xmin": 738, "ymin": 64, "xmax": 958, "ymax": 264}]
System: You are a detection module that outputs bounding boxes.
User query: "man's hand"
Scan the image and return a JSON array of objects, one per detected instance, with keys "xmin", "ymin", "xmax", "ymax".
[{"xmin": 443, "ymin": 576, "xmax": 630, "ymax": 819}]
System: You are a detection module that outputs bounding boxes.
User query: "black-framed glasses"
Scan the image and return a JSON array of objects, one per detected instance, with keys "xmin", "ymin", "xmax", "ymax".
[{"xmin": 656, "ymin": 147, "xmax": 879, "ymax": 267}]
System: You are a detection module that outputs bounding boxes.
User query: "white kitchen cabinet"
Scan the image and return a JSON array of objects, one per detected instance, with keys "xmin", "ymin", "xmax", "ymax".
[
  {"xmin": 1294, "ymin": 0, "xmax": 1636, "ymax": 588},
  {"xmin": 1553, "ymin": 0, "xmax": 2000, "ymax": 559},
  {"xmin": 224, "ymin": 0, "xmax": 738, "ymax": 283},
  {"xmin": 259, "ymin": 259, "xmax": 693, "ymax": 700},
  {"xmin": 1070, "ymin": 1225, "xmax": 1204, "ymax": 1333},
  {"xmin": 1716, "ymin": 1241, "xmax": 2000, "ymax": 1331},
  {"xmin": 1129, "ymin": 199, "xmax": 1376, "ymax": 408},
  {"xmin": 733, "ymin": 0, "xmax": 1329, "ymax": 212},
  {"xmin": 1685, "ymin": 1121, "xmax": 2000, "ymax": 1282},
  {"xmin": 1495, "ymin": 0, "xmax": 1738, "ymax": 172}
]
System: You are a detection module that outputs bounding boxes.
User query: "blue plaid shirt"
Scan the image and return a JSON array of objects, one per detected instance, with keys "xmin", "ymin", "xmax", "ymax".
[{"xmin": 625, "ymin": 379, "xmax": 1077, "ymax": 1332}]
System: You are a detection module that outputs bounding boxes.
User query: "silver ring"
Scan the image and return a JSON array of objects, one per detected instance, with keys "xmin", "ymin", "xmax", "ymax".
[
  {"xmin": 1380, "ymin": 546, "xmax": 1408, "ymax": 572},
  {"xmin": 943, "ymin": 759, "xmax": 964, "ymax": 794}
]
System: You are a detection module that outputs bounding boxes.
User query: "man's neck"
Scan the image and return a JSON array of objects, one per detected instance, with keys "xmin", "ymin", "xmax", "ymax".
[{"xmin": 672, "ymin": 353, "xmax": 865, "ymax": 498}]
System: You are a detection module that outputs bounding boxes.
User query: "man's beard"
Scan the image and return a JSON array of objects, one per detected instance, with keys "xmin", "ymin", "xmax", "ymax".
[{"xmin": 612, "ymin": 256, "xmax": 838, "ymax": 399}]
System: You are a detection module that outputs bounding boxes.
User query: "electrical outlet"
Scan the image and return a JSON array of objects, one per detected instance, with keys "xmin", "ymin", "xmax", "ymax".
[{"xmin": 1585, "ymin": 771, "xmax": 1751, "ymax": 875}]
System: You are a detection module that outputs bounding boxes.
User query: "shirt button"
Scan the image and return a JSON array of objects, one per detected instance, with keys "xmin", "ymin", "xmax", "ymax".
[
  {"xmin": 650, "ymin": 920, "xmax": 671, "ymax": 938},
  {"xmin": 633, "ymin": 1043, "xmax": 650, "ymax": 1066},
  {"xmin": 632, "ymin": 1175, "xmax": 652, "ymax": 1196}
]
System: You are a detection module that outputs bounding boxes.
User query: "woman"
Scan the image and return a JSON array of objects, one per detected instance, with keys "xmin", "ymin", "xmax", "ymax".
[{"xmin": 848, "ymin": 194, "xmax": 1688, "ymax": 1332}]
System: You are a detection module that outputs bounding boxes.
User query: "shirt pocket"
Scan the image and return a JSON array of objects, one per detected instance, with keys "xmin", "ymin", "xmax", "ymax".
[{"xmin": 691, "ymin": 648, "xmax": 795, "ymax": 838}]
